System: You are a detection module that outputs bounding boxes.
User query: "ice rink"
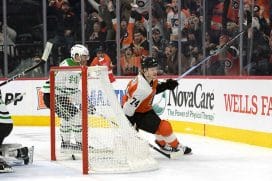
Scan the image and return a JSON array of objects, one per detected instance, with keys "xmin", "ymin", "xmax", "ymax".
[{"xmin": 2, "ymin": 126, "xmax": 272, "ymax": 181}]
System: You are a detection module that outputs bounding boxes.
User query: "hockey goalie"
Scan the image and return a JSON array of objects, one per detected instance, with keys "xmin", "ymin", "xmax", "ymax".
[{"xmin": 0, "ymin": 97, "xmax": 34, "ymax": 173}]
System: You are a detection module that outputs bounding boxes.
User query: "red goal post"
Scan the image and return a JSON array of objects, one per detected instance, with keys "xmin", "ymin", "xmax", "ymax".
[
  {"xmin": 50, "ymin": 66, "xmax": 89, "ymax": 173},
  {"xmin": 49, "ymin": 66, "xmax": 158, "ymax": 174}
]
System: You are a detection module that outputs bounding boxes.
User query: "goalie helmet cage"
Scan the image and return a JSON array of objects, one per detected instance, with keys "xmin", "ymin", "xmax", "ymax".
[{"xmin": 49, "ymin": 66, "xmax": 158, "ymax": 174}]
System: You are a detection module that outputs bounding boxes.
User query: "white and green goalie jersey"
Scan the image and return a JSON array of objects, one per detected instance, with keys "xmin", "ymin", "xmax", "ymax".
[{"xmin": 41, "ymin": 58, "xmax": 81, "ymax": 95}]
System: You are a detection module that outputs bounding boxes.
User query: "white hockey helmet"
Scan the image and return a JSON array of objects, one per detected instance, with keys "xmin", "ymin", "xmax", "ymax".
[{"xmin": 70, "ymin": 44, "xmax": 90, "ymax": 62}]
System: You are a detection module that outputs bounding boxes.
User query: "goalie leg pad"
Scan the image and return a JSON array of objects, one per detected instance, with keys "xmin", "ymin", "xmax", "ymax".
[
  {"xmin": 0, "ymin": 143, "xmax": 22, "ymax": 157},
  {"xmin": 60, "ymin": 119, "xmax": 72, "ymax": 142},
  {"xmin": 3, "ymin": 145, "xmax": 34, "ymax": 165},
  {"xmin": 71, "ymin": 113, "xmax": 82, "ymax": 144}
]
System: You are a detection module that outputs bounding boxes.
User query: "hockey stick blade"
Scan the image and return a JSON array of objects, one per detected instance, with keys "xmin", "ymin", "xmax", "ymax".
[
  {"xmin": 41, "ymin": 42, "xmax": 53, "ymax": 61},
  {"xmin": 148, "ymin": 143, "xmax": 171, "ymax": 159},
  {"xmin": 176, "ymin": 30, "xmax": 245, "ymax": 81},
  {"xmin": 0, "ymin": 42, "xmax": 53, "ymax": 87}
]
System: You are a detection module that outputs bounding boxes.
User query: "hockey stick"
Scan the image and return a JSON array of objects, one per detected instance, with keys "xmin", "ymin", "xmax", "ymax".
[
  {"xmin": 0, "ymin": 42, "xmax": 53, "ymax": 87},
  {"xmin": 148, "ymin": 143, "xmax": 171, "ymax": 158},
  {"xmin": 98, "ymin": 111, "xmax": 172, "ymax": 158},
  {"xmin": 176, "ymin": 30, "xmax": 245, "ymax": 81},
  {"xmin": 104, "ymin": 116, "xmax": 172, "ymax": 159}
]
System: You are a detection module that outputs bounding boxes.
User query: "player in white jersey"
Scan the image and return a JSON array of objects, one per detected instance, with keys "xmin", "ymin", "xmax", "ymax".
[
  {"xmin": 42, "ymin": 44, "xmax": 89, "ymax": 151},
  {"xmin": 122, "ymin": 57, "xmax": 192, "ymax": 156}
]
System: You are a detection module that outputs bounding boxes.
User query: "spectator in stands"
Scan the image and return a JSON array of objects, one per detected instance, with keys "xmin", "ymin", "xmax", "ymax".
[
  {"xmin": 111, "ymin": 7, "xmax": 136, "ymax": 49},
  {"xmin": 151, "ymin": 45, "xmax": 165, "ymax": 75},
  {"xmin": 208, "ymin": 30, "xmax": 240, "ymax": 75},
  {"xmin": 0, "ymin": 22, "xmax": 17, "ymax": 57},
  {"xmin": 48, "ymin": 0, "xmax": 64, "ymax": 9},
  {"xmin": 87, "ymin": 0, "xmax": 115, "ymax": 40},
  {"xmin": 90, "ymin": 45, "xmax": 115, "ymax": 82},
  {"xmin": 155, "ymin": 45, "xmax": 173, "ymax": 75},
  {"xmin": 87, "ymin": 16, "xmax": 107, "ymax": 42},
  {"xmin": 165, "ymin": 0, "xmax": 190, "ymax": 41},
  {"xmin": 186, "ymin": 14, "xmax": 202, "ymax": 49},
  {"xmin": 130, "ymin": 28, "xmax": 149, "ymax": 57},
  {"xmin": 120, "ymin": 45, "xmax": 141, "ymax": 76},
  {"xmin": 204, "ymin": 32, "xmax": 217, "ymax": 54},
  {"xmin": 165, "ymin": 41, "xmax": 179, "ymax": 75},
  {"xmin": 48, "ymin": 0, "xmax": 77, "ymax": 65},
  {"xmin": 253, "ymin": 5, "xmax": 270, "ymax": 36},
  {"xmin": 152, "ymin": 27, "xmax": 168, "ymax": 54},
  {"xmin": 0, "ymin": 22, "xmax": 18, "ymax": 76},
  {"xmin": 187, "ymin": 29, "xmax": 200, "ymax": 59},
  {"xmin": 248, "ymin": 25, "xmax": 271, "ymax": 75}
]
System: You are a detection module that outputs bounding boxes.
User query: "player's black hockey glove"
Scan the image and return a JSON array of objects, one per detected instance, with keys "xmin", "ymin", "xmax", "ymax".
[{"xmin": 166, "ymin": 79, "xmax": 179, "ymax": 90}]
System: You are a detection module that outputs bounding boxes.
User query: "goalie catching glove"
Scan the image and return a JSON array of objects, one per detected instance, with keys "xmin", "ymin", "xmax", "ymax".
[{"xmin": 165, "ymin": 79, "xmax": 178, "ymax": 90}]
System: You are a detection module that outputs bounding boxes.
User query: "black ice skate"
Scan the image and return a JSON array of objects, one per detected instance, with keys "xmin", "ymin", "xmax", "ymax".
[{"xmin": 155, "ymin": 141, "xmax": 192, "ymax": 158}]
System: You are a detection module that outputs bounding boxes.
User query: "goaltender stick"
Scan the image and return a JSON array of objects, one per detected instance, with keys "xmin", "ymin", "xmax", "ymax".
[
  {"xmin": 122, "ymin": 56, "xmax": 192, "ymax": 156},
  {"xmin": 42, "ymin": 44, "xmax": 90, "ymax": 151}
]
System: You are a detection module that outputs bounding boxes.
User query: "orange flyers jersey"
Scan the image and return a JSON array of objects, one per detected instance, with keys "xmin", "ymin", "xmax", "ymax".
[
  {"xmin": 112, "ymin": 17, "xmax": 135, "ymax": 48},
  {"xmin": 227, "ymin": 0, "xmax": 239, "ymax": 23},
  {"xmin": 120, "ymin": 56, "xmax": 141, "ymax": 75},
  {"xmin": 122, "ymin": 74, "xmax": 158, "ymax": 116}
]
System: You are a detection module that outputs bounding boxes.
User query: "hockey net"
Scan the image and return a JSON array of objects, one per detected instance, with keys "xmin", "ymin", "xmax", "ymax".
[{"xmin": 50, "ymin": 66, "xmax": 158, "ymax": 174}]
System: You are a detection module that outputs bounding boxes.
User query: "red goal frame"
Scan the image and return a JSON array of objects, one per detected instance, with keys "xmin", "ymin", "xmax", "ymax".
[{"xmin": 49, "ymin": 66, "xmax": 89, "ymax": 174}]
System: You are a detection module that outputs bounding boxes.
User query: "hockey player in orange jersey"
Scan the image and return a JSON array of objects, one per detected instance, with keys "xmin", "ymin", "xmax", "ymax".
[{"xmin": 122, "ymin": 56, "xmax": 192, "ymax": 155}]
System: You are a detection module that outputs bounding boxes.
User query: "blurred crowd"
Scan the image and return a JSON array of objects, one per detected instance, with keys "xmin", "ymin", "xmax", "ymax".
[{"xmin": 0, "ymin": 0, "xmax": 272, "ymax": 77}]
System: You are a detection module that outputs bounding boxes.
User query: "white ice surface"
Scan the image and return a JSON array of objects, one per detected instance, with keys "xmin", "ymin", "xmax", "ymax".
[{"xmin": 2, "ymin": 126, "xmax": 272, "ymax": 181}]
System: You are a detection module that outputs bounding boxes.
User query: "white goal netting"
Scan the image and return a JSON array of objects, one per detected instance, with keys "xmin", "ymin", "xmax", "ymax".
[{"xmin": 50, "ymin": 66, "xmax": 158, "ymax": 174}]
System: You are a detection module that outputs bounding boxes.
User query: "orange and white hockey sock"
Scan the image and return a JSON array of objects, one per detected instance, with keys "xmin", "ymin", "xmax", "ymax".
[{"xmin": 155, "ymin": 120, "xmax": 179, "ymax": 148}]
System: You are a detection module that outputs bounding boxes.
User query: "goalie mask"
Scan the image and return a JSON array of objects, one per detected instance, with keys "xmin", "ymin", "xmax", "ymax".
[{"xmin": 70, "ymin": 44, "xmax": 90, "ymax": 63}]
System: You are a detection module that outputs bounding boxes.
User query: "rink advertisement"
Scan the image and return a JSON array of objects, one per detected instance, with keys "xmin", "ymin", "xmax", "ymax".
[
  {"xmin": 1, "ymin": 78, "xmax": 272, "ymax": 129},
  {"xmin": 1, "ymin": 77, "xmax": 272, "ymax": 145}
]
